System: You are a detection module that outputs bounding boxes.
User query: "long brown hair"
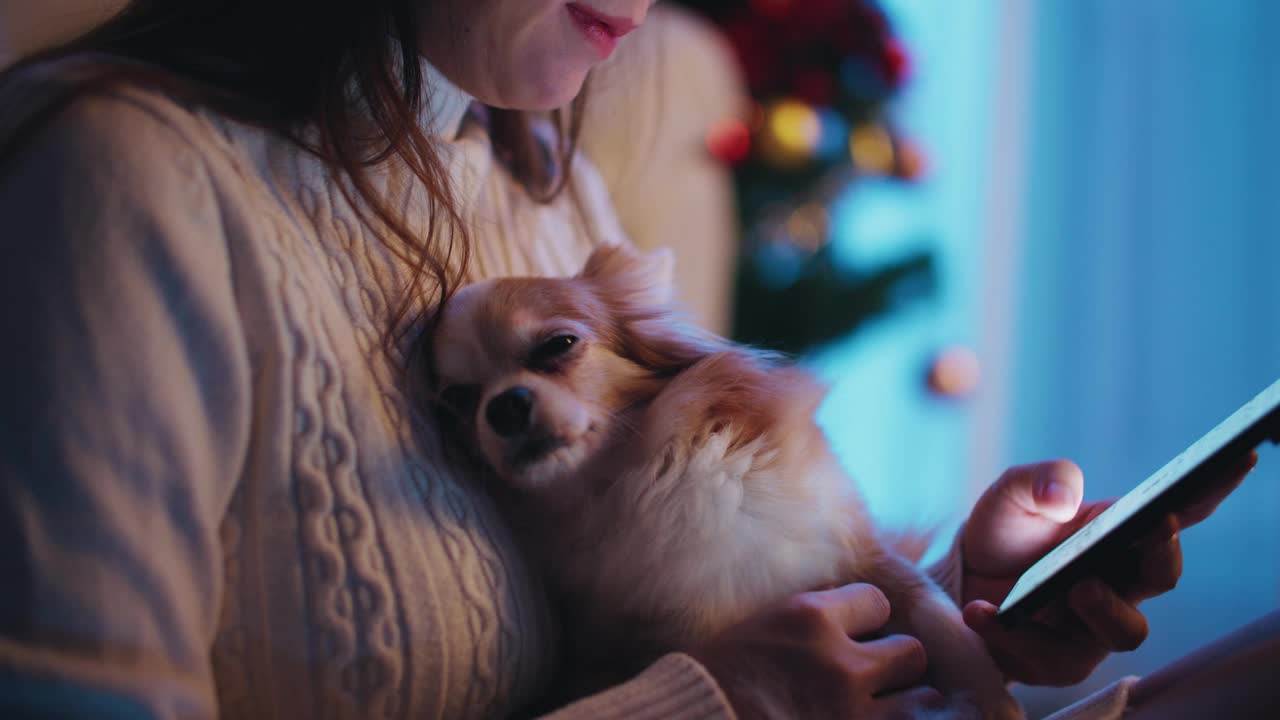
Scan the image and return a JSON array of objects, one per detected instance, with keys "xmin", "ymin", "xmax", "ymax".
[{"xmin": 0, "ymin": 0, "xmax": 587, "ymax": 362}]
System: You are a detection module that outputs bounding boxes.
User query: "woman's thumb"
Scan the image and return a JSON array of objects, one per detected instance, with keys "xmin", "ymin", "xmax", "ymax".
[{"xmin": 963, "ymin": 460, "xmax": 1085, "ymax": 576}]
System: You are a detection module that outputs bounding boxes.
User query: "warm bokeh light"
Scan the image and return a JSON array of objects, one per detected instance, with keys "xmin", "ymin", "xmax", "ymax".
[
  {"xmin": 764, "ymin": 98, "xmax": 821, "ymax": 164},
  {"xmin": 784, "ymin": 202, "xmax": 830, "ymax": 251},
  {"xmin": 926, "ymin": 346, "xmax": 981, "ymax": 398},
  {"xmin": 894, "ymin": 139, "xmax": 927, "ymax": 179},
  {"xmin": 849, "ymin": 124, "xmax": 896, "ymax": 175}
]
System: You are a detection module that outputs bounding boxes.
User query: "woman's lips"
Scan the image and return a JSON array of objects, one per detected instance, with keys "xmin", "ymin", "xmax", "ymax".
[{"xmin": 567, "ymin": 3, "xmax": 636, "ymax": 60}]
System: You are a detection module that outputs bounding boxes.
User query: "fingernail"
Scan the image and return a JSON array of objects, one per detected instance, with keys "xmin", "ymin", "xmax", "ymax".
[{"xmin": 1035, "ymin": 476, "xmax": 1072, "ymax": 508}]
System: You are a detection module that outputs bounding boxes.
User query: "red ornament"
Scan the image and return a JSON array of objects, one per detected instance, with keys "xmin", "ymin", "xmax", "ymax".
[
  {"xmin": 881, "ymin": 38, "xmax": 911, "ymax": 85},
  {"xmin": 706, "ymin": 118, "xmax": 752, "ymax": 165}
]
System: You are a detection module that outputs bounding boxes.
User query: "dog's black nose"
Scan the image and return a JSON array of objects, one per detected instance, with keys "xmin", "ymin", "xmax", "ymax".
[{"xmin": 486, "ymin": 387, "xmax": 533, "ymax": 438}]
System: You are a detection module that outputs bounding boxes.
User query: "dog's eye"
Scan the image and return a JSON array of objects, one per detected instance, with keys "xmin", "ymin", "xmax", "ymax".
[
  {"xmin": 438, "ymin": 384, "xmax": 480, "ymax": 418},
  {"xmin": 529, "ymin": 334, "xmax": 580, "ymax": 369}
]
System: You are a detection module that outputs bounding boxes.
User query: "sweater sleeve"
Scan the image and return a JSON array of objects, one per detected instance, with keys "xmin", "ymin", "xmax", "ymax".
[
  {"xmin": 538, "ymin": 654, "xmax": 736, "ymax": 720},
  {"xmin": 0, "ymin": 91, "xmax": 251, "ymax": 719}
]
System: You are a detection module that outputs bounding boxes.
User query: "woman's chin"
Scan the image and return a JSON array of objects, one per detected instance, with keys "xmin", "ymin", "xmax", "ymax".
[{"xmin": 491, "ymin": 65, "xmax": 590, "ymax": 112}]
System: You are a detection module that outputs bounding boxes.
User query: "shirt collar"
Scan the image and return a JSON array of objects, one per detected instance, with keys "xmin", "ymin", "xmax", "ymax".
[{"xmin": 421, "ymin": 58, "xmax": 473, "ymax": 140}]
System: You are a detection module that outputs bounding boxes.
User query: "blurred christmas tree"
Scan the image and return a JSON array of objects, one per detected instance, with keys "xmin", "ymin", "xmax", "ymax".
[{"xmin": 671, "ymin": 0, "xmax": 935, "ymax": 355}]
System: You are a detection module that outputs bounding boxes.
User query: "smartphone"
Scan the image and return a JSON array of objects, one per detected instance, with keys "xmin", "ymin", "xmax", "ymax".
[{"xmin": 996, "ymin": 377, "xmax": 1280, "ymax": 626}]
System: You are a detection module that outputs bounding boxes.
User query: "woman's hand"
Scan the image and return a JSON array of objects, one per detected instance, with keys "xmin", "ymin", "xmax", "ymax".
[
  {"xmin": 691, "ymin": 583, "xmax": 949, "ymax": 719},
  {"xmin": 957, "ymin": 454, "xmax": 1257, "ymax": 686}
]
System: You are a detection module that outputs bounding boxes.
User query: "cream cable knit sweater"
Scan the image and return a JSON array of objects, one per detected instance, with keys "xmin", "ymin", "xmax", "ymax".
[{"xmin": 0, "ymin": 54, "xmax": 963, "ymax": 719}]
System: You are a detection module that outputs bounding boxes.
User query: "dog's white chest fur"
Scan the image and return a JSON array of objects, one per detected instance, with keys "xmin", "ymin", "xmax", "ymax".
[{"xmin": 557, "ymin": 423, "xmax": 874, "ymax": 647}]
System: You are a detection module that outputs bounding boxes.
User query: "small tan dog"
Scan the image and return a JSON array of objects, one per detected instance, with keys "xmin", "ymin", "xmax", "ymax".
[{"xmin": 430, "ymin": 244, "xmax": 1019, "ymax": 718}]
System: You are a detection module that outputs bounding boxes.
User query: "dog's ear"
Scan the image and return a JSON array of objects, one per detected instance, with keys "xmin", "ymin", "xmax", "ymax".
[
  {"xmin": 579, "ymin": 243, "xmax": 727, "ymax": 375},
  {"xmin": 578, "ymin": 243, "xmax": 675, "ymax": 307}
]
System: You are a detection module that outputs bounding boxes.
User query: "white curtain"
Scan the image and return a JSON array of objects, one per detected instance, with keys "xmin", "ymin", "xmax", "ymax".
[{"xmin": 1007, "ymin": 0, "xmax": 1280, "ymax": 714}]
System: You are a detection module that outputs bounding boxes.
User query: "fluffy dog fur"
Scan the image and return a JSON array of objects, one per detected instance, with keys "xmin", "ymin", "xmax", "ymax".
[{"xmin": 429, "ymin": 244, "xmax": 1020, "ymax": 718}]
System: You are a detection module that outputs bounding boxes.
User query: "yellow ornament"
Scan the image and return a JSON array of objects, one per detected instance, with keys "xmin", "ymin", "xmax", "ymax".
[
  {"xmin": 760, "ymin": 99, "xmax": 821, "ymax": 167},
  {"xmin": 849, "ymin": 124, "xmax": 896, "ymax": 175}
]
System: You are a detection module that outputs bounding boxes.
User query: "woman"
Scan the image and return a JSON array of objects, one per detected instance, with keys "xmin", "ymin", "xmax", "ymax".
[{"xmin": 0, "ymin": 0, "xmax": 1253, "ymax": 718}]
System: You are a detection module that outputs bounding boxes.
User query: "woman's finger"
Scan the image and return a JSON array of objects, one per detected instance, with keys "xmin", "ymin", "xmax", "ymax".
[
  {"xmin": 1119, "ymin": 516, "xmax": 1182, "ymax": 601},
  {"xmin": 1069, "ymin": 577, "xmax": 1150, "ymax": 652},
  {"xmin": 1173, "ymin": 450, "xmax": 1256, "ymax": 528},
  {"xmin": 964, "ymin": 600, "xmax": 1108, "ymax": 686},
  {"xmin": 861, "ymin": 634, "xmax": 928, "ymax": 694}
]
